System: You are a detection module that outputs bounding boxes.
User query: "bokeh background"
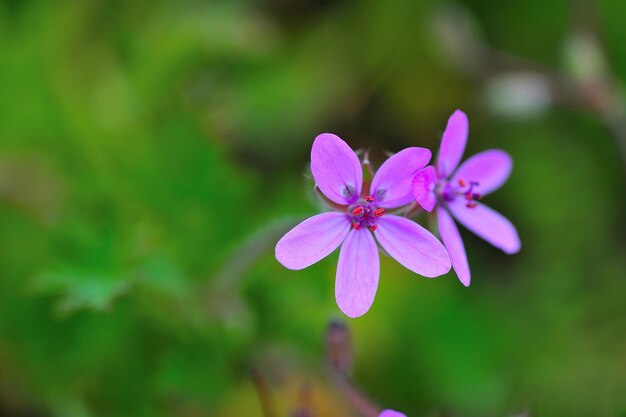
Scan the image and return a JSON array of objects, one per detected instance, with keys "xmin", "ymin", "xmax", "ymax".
[{"xmin": 0, "ymin": 1, "xmax": 625, "ymax": 416}]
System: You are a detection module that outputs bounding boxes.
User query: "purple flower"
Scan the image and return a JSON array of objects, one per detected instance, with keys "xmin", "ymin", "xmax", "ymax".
[
  {"xmin": 379, "ymin": 410, "xmax": 407, "ymax": 417},
  {"xmin": 412, "ymin": 110, "xmax": 521, "ymax": 286},
  {"xmin": 275, "ymin": 133, "xmax": 451, "ymax": 318}
]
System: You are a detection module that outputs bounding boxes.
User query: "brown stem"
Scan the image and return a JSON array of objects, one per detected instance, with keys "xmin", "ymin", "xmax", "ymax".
[
  {"xmin": 251, "ymin": 367, "xmax": 280, "ymax": 417},
  {"xmin": 327, "ymin": 371, "xmax": 382, "ymax": 417},
  {"xmin": 325, "ymin": 320, "xmax": 381, "ymax": 417},
  {"xmin": 291, "ymin": 383, "xmax": 315, "ymax": 417}
]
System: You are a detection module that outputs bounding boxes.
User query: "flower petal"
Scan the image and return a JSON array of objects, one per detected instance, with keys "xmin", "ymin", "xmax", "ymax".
[
  {"xmin": 335, "ymin": 229, "xmax": 379, "ymax": 318},
  {"xmin": 438, "ymin": 206, "xmax": 470, "ymax": 286},
  {"xmin": 412, "ymin": 165, "xmax": 438, "ymax": 212},
  {"xmin": 371, "ymin": 147, "xmax": 432, "ymax": 208},
  {"xmin": 311, "ymin": 133, "xmax": 363, "ymax": 204},
  {"xmin": 448, "ymin": 201, "xmax": 521, "ymax": 254},
  {"xmin": 275, "ymin": 212, "xmax": 351, "ymax": 270},
  {"xmin": 452, "ymin": 149, "xmax": 512, "ymax": 196},
  {"xmin": 437, "ymin": 109, "xmax": 468, "ymax": 178},
  {"xmin": 375, "ymin": 215, "xmax": 450, "ymax": 277},
  {"xmin": 379, "ymin": 410, "xmax": 407, "ymax": 417}
]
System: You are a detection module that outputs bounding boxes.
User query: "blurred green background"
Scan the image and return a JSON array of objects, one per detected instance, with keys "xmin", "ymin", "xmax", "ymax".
[{"xmin": 1, "ymin": 0, "xmax": 625, "ymax": 416}]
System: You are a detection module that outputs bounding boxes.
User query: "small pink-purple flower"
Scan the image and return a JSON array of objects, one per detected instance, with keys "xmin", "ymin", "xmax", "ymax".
[
  {"xmin": 276, "ymin": 133, "xmax": 451, "ymax": 318},
  {"xmin": 412, "ymin": 110, "xmax": 521, "ymax": 286},
  {"xmin": 379, "ymin": 410, "xmax": 406, "ymax": 417}
]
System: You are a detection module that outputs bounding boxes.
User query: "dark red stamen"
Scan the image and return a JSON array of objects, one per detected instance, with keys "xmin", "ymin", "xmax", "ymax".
[
  {"xmin": 458, "ymin": 178, "xmax": 467, "ymax": 187},
  {"xmin": 466, "ymin": 202, "xmax": 477, "ymax": 208},
  {"xmin": 352, "ymin": 222, "xmax": 361, "ymax": 230},
  {"xmin": 369, "ymin": 224, "xmax": 378, "ymax": 231},
  {"xmin": 465, "ymin": 193, "xmax": 473, "ymax": 200},
  {"xmin": 374, "ymin": 208, "xmax": 386, "ymax": 217},
  {"xmin": 365, "ymin": 195, "xmax": 374, "ymax": 203},
  {"xmin": 352, "ymin": 206, "xmax": 364, "ymax": 216},
  {"xmin": 473, "ymin": 193, "xmax": 482, "ymax": 200}
]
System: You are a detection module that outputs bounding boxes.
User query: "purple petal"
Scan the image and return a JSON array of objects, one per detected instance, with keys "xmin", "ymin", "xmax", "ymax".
[
  {"xmin": 275, "ymin": 212, "xmax": 350, "ymax": 270},
  {"xmin": 311, "ymin": 133, "xmax": 363, "ymax": 205},
  {"xmin": 438, "ymin": 206, "xmax": 470, "ymax": 286},
  {"xmin": 437, "ymin": 110, "xmax": 468, "ymax": 178},
  {"xmin": 379, "ymin": 410, "xmax": 407, "ymax": 417},
  {"xmin": 335, "ymin": 229, "xmax": 379, "ymax": 318},
  {"xmin": 448, "ymin": 201, "xmax": 521, "ymax": 254},
  {"xmin": 375, "ymin": 215, "xmax": 450, "ymax": 277},
  {"xmin": 371, "ymin": 147, "xmax": 432, "ymax": 208},
  {"xmin": 412, "ymin": 165, "xmax": 438, "ymax": 212},
  {"xmin": 452, "ymin": 149, "xmax": 512, "ymax": 196}
]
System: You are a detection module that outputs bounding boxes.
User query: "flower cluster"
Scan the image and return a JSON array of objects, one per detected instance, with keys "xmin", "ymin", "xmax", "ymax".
[{"xmin": 276, "ymin": 110, "xmax": 520, "ymax": 318}]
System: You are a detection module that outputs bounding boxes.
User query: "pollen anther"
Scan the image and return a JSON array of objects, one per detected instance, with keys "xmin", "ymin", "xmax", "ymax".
[
  {"xmin": 368, "ymin": 224, "xmax": 378, "ymax": 231},
  {"xmin": 352, "ymin": 206, "xmax": 364, "ymax": 216},
  {"xmin": 374, "ymin": 208, "xmax": 386, "ymax": 217},
  {"xmin": 352, "ymin": 222, "xmax": 361, "ymax": 230},
  {"xmin": 365, "ymin": 195, "xmax": 374, "ymax": 203}
]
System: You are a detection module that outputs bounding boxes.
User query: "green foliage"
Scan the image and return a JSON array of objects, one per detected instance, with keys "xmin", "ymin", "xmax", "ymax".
[{"xmin": 0, "ymin": 1, "xmax": 625, "ymax": 417}]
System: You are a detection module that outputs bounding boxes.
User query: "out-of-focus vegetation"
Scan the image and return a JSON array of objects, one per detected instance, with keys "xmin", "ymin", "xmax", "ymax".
[{"xmin": 0, "ymin": 1, "xmax": 625, "ymax": 416}]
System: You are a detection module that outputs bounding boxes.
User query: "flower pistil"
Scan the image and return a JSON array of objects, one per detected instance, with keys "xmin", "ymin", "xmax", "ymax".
[{"xmin": 349, "ymin": 195, "xmax": 387, "ymax": 232}]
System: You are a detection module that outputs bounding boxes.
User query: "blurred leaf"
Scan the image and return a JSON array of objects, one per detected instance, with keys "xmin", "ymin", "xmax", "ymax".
[{"xmin": 33, "ymin": 269, "xmax": 132, "ymax": 316}]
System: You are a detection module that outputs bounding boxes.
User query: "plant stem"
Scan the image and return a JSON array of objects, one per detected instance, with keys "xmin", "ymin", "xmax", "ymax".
[{"xmin": 251, "ymin": 367, "xmax": 280, "ymax": 417}]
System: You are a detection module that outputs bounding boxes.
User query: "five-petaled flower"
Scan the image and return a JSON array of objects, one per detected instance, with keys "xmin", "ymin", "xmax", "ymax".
[
  {"xmin": 275, "ymin": 133, "xmax": 451, "ymax": 318},
  {"xmin": 412, "ymin": 110, "xmax": 521, "ymax": 286}
]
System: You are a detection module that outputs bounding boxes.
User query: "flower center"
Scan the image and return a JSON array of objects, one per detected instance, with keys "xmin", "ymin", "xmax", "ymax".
[
  {"xmin": 438, "ymin": 178, "xmax": 482, "ymax": 208},
  {"xmin": 349, "ymin": 195, "xmax": 386, "ymax": 231}
]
